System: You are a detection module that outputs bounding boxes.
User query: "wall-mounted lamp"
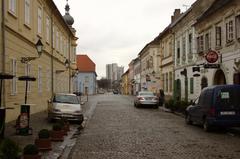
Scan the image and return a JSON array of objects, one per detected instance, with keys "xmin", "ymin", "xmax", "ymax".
[
  {"xmin": 64, "ymin": 59, "xmax": 70, "ymax": 68},
  {"xmin": 152, "ymin": 71, "xmax": 156, "ymax": 77},
  {"xmin": 21, "ymin": 39, "xmax": 43, "ymax": 64}
]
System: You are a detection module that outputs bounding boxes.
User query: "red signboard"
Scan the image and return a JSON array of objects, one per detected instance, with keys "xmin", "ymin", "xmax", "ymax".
[{"xmin": 205, "ymin": 50, "xmax": 218, "ymax": 63}]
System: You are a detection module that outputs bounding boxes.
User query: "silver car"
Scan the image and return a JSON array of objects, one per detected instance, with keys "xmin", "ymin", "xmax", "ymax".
[
  {"xmin": 48, "ymin": 93, "xmax": 84, "ymax": 124},
  {"xmin": 134, "ymin": 91, "xmax": 159, "ymax": 108}
]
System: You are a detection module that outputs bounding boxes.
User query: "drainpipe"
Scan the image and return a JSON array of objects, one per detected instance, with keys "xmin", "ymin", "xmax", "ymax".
[
  {"xmin": 2, "ymin": 0, "xmax": 6, "ymax": 105},
  {"xmin": 51, "ymin": 10, "xmax": 54, "ymax": 98}
]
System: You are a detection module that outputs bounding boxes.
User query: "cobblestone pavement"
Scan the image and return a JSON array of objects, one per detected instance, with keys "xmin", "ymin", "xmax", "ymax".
[{"xmin": 68, "ymin": 94, "xmax": 240, "ymax": 159}]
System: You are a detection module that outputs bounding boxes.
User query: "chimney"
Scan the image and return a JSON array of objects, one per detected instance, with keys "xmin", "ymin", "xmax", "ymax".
[{"xmin": 171, "ymin": 9, "xmax": 181, "ymax": 23}]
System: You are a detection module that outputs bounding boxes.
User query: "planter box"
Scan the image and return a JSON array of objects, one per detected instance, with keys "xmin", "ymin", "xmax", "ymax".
[
  {"xmin": 23, "ymin": 154, "xmax": 41, "ymax": 159},
  {"xmin": 50, "ymin": 130, "xmax": 64, "ymax": 142},
  {"xmin": 35, "ymin": 138, "xmax": 52, "ymax": 151}
]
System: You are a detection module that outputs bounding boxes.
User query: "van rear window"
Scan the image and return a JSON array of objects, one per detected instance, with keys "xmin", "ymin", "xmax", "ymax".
[{"xmin": 217, "ymin": 88, "xmax": 240, "ymax": 109}]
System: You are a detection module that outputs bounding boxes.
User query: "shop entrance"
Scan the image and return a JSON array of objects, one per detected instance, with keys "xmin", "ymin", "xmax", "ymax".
[{"xmin": 213, "ymin": 69, "xmax": 226, "ymax": 85}]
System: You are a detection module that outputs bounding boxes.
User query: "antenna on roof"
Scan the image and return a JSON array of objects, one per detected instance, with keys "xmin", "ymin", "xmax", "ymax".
[{"xmin": 183, "ymin": 4, "xmax": 190, "ymax": 11}]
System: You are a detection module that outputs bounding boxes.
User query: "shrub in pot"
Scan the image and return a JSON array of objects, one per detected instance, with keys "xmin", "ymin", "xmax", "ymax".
[
  {"xmin": 35, "ymin": 129, "xmax": 52, "ymax": 151},
  {"xmin": 0, "ymin": 138, "xmax": 21, "ymax": 159},
  {"xmin": 23, "ymin": 144, "xmax": 41, "ymax": 159},
  {"xmin": 51, "ymin": 123, "xmax": 64, "ymax": 141},
  {"xmin": 61, "ymin": 117, "xmax": 70, "ymax": 132}
]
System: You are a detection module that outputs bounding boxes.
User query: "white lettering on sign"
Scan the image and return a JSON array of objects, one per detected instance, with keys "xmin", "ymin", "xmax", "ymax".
[{"xmin": 221, "ymin": 92, "xmax": 229, "ymax": 99}]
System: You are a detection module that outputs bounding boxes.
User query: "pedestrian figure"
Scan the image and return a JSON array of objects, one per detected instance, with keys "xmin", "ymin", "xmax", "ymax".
[{"xmin": 159, "ymin": 89, "xmax": 165, "ymax": 106}]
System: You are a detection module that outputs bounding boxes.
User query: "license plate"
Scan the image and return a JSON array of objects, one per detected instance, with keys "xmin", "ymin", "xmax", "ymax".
[{"xmin": 220, "ymin": 111, "xmax": 236, "ymax": 115}]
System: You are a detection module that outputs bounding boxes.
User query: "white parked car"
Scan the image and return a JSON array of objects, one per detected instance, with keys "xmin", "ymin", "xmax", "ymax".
[
  {"xmin": 134, "ymin": 91, "xmax": 159, "ymax": 109},
  {"xmin": 48, "ymin": 93, "xmax": 84, "ymax": 124}
]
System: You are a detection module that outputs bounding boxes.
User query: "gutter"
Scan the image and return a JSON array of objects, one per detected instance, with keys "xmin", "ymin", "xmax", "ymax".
[{"xmin": 1, "ymin": 0, "xmax": 6, "ymax": 105}]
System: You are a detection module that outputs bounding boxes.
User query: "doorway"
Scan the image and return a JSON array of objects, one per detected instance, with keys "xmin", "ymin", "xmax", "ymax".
[{"xmin": 213, "ymin": 69, "xmax": 226, "ymax": 85}]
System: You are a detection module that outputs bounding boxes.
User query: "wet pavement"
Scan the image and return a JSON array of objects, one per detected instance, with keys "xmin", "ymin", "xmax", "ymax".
[
  {"xmin": 68, "ymin": 94, "xmax": 240, "ymax": 159},
  {"xmin": 4, "ymin": 96, "xmax": 89, "ymax": 159}
]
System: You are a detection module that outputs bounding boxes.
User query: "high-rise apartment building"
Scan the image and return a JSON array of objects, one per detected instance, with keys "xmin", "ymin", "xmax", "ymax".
[{"xmin": 106, "ymin": 63, "xmax": 124, "ymax": 81}]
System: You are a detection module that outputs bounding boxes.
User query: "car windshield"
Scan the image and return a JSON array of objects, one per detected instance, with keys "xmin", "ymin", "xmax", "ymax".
[
  {"xmin": 216, "ymin": 88, "xmax": 240, "ymax": 109},
  {"xmin": 53, "ymin": 95, "xmax": 79, "ymax": 104},
  {"xmin": 139, "ymin": 92, "xmax": 154, "ymax": 96}
]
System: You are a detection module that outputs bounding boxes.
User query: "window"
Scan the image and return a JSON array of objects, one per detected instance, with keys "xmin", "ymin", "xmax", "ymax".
[
  {"xmin": 46, "ymin": 69, "xmax": 51, "ymax": 91},
  {"xmin": 168, "ymin": 41, "xmax": 172, "ymax": 56},
  {"xmin": 205, "ymin": 33, "xmax": 211, "ymax": 51},
  {"xmin": 11, "ymin": 59, "xmax": 17, "ymax": 95},
  {"xmin": 24, "ymin": 0, "xmax": 30, "ymax": 25},
  {"xmin": 188, "ymin": 34, "xmax": 192, "ymax": 54},
  {"xmin": 38, "ymin": 66, "xmax": 42, "ymax": 93},
  {"xmin": 236, "ymin": 15, "xmax": 240, "ymax": 39},
  {"xmin": 85, "ymin": 76, "xmax": 89, "ymax": 84},
  {"xmin": 166, "ymin": 73, "xmax": 168, "ymax": 92},
  {"xmin": 182, "ymin": 37, "xmax": 186, "ymax": 55},
  {"xmin": 190, "ymin": 77, "xmax": 194, "ymax": 94},
  {"xmin": 60, "ymin": 35, "xmax": 63, "ymax": 54},
  {"xmin": 162, "ymin": 74, "xmax": 165, "ymax": 92},
  {"xmin": 53, "ymin": 26, "xmax": 55, "ymax": 48},
  {"xmin": 46, "ymin": 16, "xmax": 50, "ymax": 43},
  {"xmin": 169, "ymin": 72, "xmax": 172, "ymax": 92},
  {"xmin": 197, "ymin": 35, "xmax": 204, "ymax": 53},
  {"xmin": 226, "ymin": 20, "xmax": 234, "ymax": 43},
  {"xmin": 177, "ymin": 40, "xmax": 180, "ymax": 59},
  {"xmin": 9, "ymin": 0, "xmax": 16, "ymax": 14},
  {"xmin": 215, "ymin": 26, "xmax": 222, "ymax": 47},
  {"xmin": 56, "ymin": 30, "xmax": 59, "ymax": 51},
  {"xmin": 37, "ymin": 7, "xmax": 42, "ymax": 34},
  {"xmin": 25, "ymin": 63, "xmax": 31, "ymax": 92}
]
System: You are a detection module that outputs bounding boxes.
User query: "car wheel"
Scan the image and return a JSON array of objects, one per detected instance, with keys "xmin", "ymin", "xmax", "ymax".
[
  {"xmin": 203, "ymin": 118, "xmax": 211, "ymax": 132},
  {"xmin": 185, "ymin": 114, "xmax": 192, "ymax": 125}
]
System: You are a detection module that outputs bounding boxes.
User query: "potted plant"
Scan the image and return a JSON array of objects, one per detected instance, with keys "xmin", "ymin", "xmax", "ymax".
[
  {"xmin": 50, "ymin": 123, "xmax": 64, "ymax": 141},
  {"xmin": 58, "ymin": 118, "xmax": 70, "ymax": 135},
  {"xmin": 35, "ymin": 129, "xmax": 52, "ymax": 151},
  {"xmin": 22, "ymin": 144, "xmax": 41, "ymax": 159},
  {"xmin": 0, "ymin": 138, "xmax": 21, "ymax": 159}
]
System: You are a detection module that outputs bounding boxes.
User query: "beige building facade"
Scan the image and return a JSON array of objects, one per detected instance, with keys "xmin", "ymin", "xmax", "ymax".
[
  {"xmin": 194, "ymin": 0, "xmax": 240, "ymax": 89},
  {"xmin": 1, "ymin": 0, "xmax": 77, "ymax": 122},
  {"xmin": 139, "ymin": 39, "xmax": 161, "ymax": 94}
]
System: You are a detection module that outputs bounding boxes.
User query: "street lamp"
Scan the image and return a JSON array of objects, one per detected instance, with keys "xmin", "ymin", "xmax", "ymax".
[{"xmin": 21, "ymin": 39, "xmax": 43, "ymax": 63}]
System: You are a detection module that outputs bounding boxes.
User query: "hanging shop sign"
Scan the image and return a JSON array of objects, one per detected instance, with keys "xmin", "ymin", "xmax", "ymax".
[
  {"xmin": 204, "ymin": 50, "xmax": 221, "ymax": 69},
  {"xmin": 205, "ymin": 50, "xmax": 219, "ymax": 63}
]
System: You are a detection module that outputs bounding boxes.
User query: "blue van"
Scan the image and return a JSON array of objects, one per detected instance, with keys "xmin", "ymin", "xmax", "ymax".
[{"xmin": 185, "ymin": 85, "xmax": 240, "ymax": 131}]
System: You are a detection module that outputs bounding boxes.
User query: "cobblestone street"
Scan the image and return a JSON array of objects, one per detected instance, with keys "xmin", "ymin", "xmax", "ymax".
[{"xmin": 68, "ymin": 94, "xmax": 240, "ymax": 159}]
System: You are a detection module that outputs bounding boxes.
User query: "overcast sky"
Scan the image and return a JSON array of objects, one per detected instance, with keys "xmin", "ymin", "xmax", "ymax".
[{"xmin": 53, "ymin": 0, "xmax": 196, "ymax": 79}]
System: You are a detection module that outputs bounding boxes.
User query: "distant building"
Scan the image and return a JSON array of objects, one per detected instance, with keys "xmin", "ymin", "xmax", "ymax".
[
  {"xmin": 74, "ymin": 55, "xmax": 97, "ymax": 95},
  {"xmin": 106, "ymin": 63, "xmax": 124, "ymax": 82}
]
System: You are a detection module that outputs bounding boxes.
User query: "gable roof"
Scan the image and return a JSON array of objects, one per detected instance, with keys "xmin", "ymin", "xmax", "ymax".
[
  {"xmin": 76, "ymin": 55, "xmax": 96, "ymax": 73},
  {"xmin": 196, "ymin": 0, "xmax": 232, "ymax": 22}
]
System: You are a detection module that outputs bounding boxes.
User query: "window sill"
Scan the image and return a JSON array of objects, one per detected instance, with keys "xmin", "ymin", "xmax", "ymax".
[
  {"xmin": 215, "ymin": 46, "xmax": 222, "ymax": 50},
  {"xmin": 226, "ymin": 40, "xmax": 234, "ymax": 47},
  {"xmin": 24, "ymin": 23, "xmax": 31, "ymax": 30},
  {"xmin": 8, "ymin": 10, "xmax": 17, "ymax": 19}
]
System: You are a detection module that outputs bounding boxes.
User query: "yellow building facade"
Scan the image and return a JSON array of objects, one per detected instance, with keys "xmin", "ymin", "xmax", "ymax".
[{"xmin": 1, "ymin": 0, "xmax": 77, "ymax": 122}]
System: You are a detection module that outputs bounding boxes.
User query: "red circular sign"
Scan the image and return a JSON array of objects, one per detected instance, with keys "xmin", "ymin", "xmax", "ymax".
[{"xmin": 205, "ymin": 50, "xmax": 218, "ymax": 63}]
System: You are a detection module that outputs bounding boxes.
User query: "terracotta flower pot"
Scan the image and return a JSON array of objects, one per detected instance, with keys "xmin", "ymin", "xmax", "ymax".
[
  {"xmin": 50, "ymin": 130, "xmax": 64, "ymax": 141},
  {"xmin": 23, "ymin": 154, "xmax": 41, "ymax": 159},
  {"xmin": 63, "ymin": 123, "xmax": 70, "ymax": 132},
  {"xmin": 35, "ymin": 138, "xmax": 52, "ymax": 151}
]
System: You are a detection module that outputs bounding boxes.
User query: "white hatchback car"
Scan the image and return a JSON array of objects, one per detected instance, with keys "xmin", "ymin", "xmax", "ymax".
[
  {"xmin": 48, "ymin": 93, "xmax": 84, "ymax": 124},
  {"xmin": 134, "ymin": 91, "xmax": 159, "ymax": 109}
]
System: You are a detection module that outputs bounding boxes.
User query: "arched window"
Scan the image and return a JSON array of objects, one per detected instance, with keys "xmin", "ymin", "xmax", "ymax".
[{"xmin": 201, "ymin": 76, "xmax": 208, "ymax": 90}]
